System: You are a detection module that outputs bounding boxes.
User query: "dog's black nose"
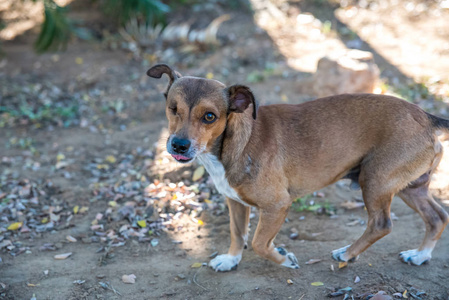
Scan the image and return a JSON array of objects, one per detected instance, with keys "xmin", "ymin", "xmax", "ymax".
[{"xmin": 171, "ymin": 137, "xmax": 191, "ymax": 154}]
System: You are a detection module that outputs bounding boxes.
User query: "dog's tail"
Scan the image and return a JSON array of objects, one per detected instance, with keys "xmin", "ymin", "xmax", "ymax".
[{"xmin": 427, "ymin": 113, "xmax": 449, "ymax": 132}]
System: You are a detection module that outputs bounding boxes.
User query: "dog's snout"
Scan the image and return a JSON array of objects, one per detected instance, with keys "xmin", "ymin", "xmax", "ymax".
[{"xmin": 171, "ymin": 137, "xmax": 191, "ymax": 154}]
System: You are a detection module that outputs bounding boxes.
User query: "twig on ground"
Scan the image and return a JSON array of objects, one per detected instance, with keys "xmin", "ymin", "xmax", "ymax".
[
  {"xmin": 110, "ymin": 283, "xmax": 122, "ymax": 296},
  {"xmin": 193, "ymin": 266, "xmax": 208, "ymax": 291}
]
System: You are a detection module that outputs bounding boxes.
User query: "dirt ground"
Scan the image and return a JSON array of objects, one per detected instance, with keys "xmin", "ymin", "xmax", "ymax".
[{"xmin": 1, "ymin": 0, "xmax": 449, "ymax": 299}]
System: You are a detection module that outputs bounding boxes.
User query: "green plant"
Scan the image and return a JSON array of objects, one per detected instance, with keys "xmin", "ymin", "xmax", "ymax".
[
  {"xmin": 395, "ymin": 82, "xmax": 432, "ymax": 102},
  {"xmin": 293, "ymin": 195, "xmax": 335, "ymax": 215},
  {"xmin": 24, "ymin": 0, "xmax": 172, "ymax": 53},
  {"xmin": 0, "ymin": 102, "xmax": 79, "ymax": 127},
  {"xmin": 246, "ymin": 64, "xmax": 277, "ymax": 83},
  {"xmin": 338, "ymin": 26, "xmax": 358, "ymax": 40},
  {"xmin": 102, "ymin": 0, "xmax": 170, "ymax": 27},
  {"xmin": 380, "ymin": 80, "xmax": 441, "ymax": 104},
  {"xmin": 7, "ymin": 137, "xmax": 36, "ymax": 153},
  {"xmin": 322, "ymin": 20, "xmax": 332, "ymax": 34},
  {"xmin": 0, "ymin": 20, "xmax": 4, "ymax": 55},
  {"xmin": 34, "ymin": 0, "xmax": 72, "ymax": 53}
]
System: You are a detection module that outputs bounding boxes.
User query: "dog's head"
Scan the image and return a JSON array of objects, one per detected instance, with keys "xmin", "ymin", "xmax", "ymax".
[{"xmin": 147, "ymin": 64, "xmax": 257, "ymax": 163}]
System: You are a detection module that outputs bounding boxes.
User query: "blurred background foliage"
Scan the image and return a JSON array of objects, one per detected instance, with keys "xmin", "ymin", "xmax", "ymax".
[
  {"xmin": 34, "ymin": 0, "xmax": 72, "ymax": 53},
  {"xmin": 1, "ymin": 0, "xmax": 448, "ymax": 129},
  {"xmin": 18, "ymin": 0, "xmax": 178, "ymax": 53}
]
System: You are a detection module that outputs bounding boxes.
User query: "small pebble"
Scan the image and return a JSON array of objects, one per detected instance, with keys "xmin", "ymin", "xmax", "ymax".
[{"xmin": 289, "ymin": 232, "xmax": 299, "ymax": 240}]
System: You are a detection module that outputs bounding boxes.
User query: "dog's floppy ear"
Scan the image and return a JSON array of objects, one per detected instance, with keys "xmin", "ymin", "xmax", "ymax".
[
  {"xmin": 227, "ymin": 85, "xmax": 258, "ymax": 120},
  {"xmin": 146, "ymin": 64, "xmax": 182, "ymax": 98}
]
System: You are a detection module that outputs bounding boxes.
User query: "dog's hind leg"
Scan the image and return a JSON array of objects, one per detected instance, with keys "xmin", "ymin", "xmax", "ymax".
[
  {"xmin": 332, "ymin": 189, "xmax": 394, "ymax": 262},
  {"xmin": 209, "ymin": 198, "xmax": 250, "ymax": 272},
  {"xmin": 397, "ymin": 181, "xmax": 449, "ymax": 265},
  {"xmin": 251, "ymin": 197, "xmax": 299, "ymax": 269}
]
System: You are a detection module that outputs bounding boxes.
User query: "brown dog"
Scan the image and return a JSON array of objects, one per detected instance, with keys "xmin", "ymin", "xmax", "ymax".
[{"xmin": 147, "ymin": 64, "xmax": 449, "ymax": 271}]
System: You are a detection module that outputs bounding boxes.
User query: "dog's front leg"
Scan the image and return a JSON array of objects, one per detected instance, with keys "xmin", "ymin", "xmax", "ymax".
[
  {"xmin": 209, "ymin": 198, "xmax": 250, "ymax": 272},
  {"xmin": 252, "ymin": 203, "xmax": 299, "ymax": 269}
]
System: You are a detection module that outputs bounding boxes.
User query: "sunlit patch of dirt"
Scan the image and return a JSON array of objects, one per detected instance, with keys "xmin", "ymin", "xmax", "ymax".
[
  {"xmin": 0, "ymin": 0, "xmax": 43, "ymax": 40},
  {"xmin": 250, "ymin": 0, "xmax": 348, "ymax": 72}
]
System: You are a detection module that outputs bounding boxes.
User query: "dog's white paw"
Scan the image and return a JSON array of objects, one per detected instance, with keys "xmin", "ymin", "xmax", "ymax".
[
  {"xmin": 399, "ymin": 249, "xmax": 432, "ymax": 265},
  {"xmin": 331, "ymin": 245, "xmax": 358, "ymax": 262},
  {"xmin": 209, "ymin": 254, "xmax": 241, "ymax": 272},
  {"xmin": 276, "ymin": 247, "xmax": 300, "ymax": 269}
]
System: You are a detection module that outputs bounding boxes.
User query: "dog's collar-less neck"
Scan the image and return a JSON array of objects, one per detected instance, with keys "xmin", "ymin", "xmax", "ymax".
[{"xmin": 197, "ymin": 153, "xmax": 250, "ymax": 207}]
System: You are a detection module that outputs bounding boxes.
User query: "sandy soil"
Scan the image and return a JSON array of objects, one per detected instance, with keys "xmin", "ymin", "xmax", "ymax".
[{"xmin": 1, "ymin": 0, "xmax": 449, "ymax": 299}]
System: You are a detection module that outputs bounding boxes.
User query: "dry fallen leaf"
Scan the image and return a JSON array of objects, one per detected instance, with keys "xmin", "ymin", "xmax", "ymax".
[
  {"xmin": 79, "ymin": 206, "xmax": 89, "ymax": 213},
  {"xmin": 191, "ymin": 262, "xmax": 203, "ymax": 268},
  {"xmin": 371, "ymin": 292, "xmax": 393, "ymax": 300},
  {"xmin": 150, "ymin": 239, "xmax": 159, "ymax": 247},
  {"xmin": 338, "ymin": 261, "xmax": 348, "ymax": 269},
  {"xmin": 73, "ymin": 205, "xmax": 79, "ymax": 214},
  {"xmin": 311, "ymin": 282, "xmax": 324, "ymax": 286},
  {"xmin": 346, "ymin": 220, "xmax": 362, "ymax": 226},
  {"xmin": 305, "ymin": 258, "xmax": 322, "ymax": 265},
  {"xmin": 105, "ymin": 155, "xmax": 117, "ymax": 164},
  {"xmin": 27, "ymin": 283, "xmax": 40, "ymax": 287},
  {"xmin": 54, "ymin": 252, "xmax": 72, "ymax": 260},
  {"xmin": 55, "ymin": 161, "xmax": 69, "ymax": 170},
  {"xmin": 122, "ymin": 274, "xmax": 136, "ymax": 284},
  {"xmin": 192, "ymin": 166, "xmax": 205, "ymax": 181},
  {"xmin": 0, "ymin": 240, "xmax": 12, "ymax": 249},
  {"xmin": 137, "ymin": 220, "xmax": 147, "ymax": 228},
  {"xmin": 66, "ymin": 235, "xmax": 77, "ymax": 243},
  {"xmin": 341, "ymin": 201, "xmax": 365, "ymax": 209},
  {"xmin": 73, "ymin": 280, "xmax": 86, "ymax": 285},
  {"xmin": 7, "ymin": 222, "xmax": 23, "ymax": 231}
]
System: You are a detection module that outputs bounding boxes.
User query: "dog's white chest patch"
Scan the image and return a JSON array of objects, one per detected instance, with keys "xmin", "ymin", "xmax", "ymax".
[{"xmin": 197, "ymin": 153, "xmax": 250, "ymax": 207}]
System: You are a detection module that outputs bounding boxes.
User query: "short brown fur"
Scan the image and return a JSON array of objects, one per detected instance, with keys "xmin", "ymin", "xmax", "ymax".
[{"xmin": 148, "ymin": 64, "xmax": 449, "ymax": 270}]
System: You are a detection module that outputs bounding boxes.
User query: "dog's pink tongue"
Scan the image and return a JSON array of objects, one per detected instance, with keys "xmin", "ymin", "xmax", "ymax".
[{"xmin": 172, "ymin": 154, "xmax": 190, "ymax": 161}]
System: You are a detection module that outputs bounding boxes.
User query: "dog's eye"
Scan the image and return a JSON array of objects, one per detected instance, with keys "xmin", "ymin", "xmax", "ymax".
[
  {"xmin": 203, "ymin": 112, "xmax": 216, "ymax": 124},
  {"xmin": 169, "ymin": 106, "xmax": 177, "ymax": 115}
]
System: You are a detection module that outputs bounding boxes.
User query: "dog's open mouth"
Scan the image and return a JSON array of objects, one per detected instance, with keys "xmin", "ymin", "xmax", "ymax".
[{"xmin": 171, "ymin": 154, "xmax": 194, "ymax": 163}]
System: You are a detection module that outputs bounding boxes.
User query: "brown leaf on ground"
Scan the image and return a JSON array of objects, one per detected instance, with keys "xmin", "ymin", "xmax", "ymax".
[{"xmin": 340, "ymin": 201, "xmax": 365, "ymax": 209}]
